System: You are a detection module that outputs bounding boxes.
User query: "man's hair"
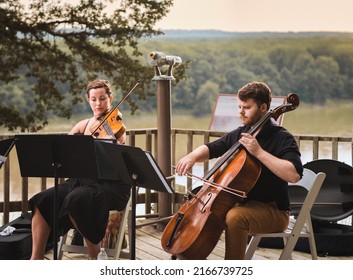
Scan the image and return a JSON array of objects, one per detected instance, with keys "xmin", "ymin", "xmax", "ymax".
[
  {"xmin": 86, "ymin": 80, "xmax": 113, "ymax": 97},
  {"xmin": 237, "ymin": 81, "xmax": 272, "ymax": 110}
]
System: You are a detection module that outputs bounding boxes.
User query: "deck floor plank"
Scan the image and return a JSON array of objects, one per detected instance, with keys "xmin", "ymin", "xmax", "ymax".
[{"xmin": 46, "ymin": 224, "xmax": 353, "ymax": 260}]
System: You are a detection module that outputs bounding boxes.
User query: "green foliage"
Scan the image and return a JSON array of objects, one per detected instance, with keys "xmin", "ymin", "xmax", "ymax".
[
  {"xmin": 139, "ymin": 35, "xmax": 353, "ymax": 116},
  {"xmin": 192, "ymin": 81, "xmax": 219, "ymax": 117},
  {"xmin": 1, "ymin": 0, "xmax": 353, "ymax": 133},
  {"xmin": 0, "ymin": 0, "xmax": 181, "ymax": 132}
]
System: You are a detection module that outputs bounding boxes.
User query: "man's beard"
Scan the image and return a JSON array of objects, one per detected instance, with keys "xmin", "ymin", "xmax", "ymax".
[{"xmin": 242, "ymin": 113, "xmax": 263, "ymax": 127}]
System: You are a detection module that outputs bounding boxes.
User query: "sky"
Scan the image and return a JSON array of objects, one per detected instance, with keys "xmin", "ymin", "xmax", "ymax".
[{"xmin": 155, "ymin": 0, "xmax": 353, "ymax": 32}]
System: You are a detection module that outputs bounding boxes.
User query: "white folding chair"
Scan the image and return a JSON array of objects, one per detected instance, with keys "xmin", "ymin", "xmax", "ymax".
[
  {"xmin": 57, "ymin": 196, "xmax": 132, "ymax": 260},
  {"xmin": 245, "ymin": 168, "xmax": 326, "ymax": 260}
]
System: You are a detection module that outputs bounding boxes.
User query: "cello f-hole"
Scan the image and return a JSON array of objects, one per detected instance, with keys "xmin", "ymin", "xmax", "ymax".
[
  {"xmin": 166, "ymin": 212, "xmax": 185, "ymax": 249},
  {"xmin": 200, "ymin": 193, "xmax": 212, "ymax": 213}
]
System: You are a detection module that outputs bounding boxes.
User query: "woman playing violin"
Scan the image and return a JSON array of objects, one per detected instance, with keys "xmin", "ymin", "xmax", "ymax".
[
  {"xmin": 175, "ymin": 81, "xmax": 303, "ymax": 259},
  {"xmin": 29, "ymin": 80, "xmax": 131, "ymax": 259},
  {"xmin": 71, "ymin": 80, "xmax": 126, "ymax": 142}
]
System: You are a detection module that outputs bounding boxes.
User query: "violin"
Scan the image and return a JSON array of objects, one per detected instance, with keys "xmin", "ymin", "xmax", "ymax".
[
  {"xmin": 161, "ymin": 93, "xmax": 300, "ymax": 260},
  {"xmin": 89, "ymin": 81, "xmax": 140, "ymax": 140},
  {"xmin": 90, "ymin": 108, "xmax": 126, "ymax": 140}
]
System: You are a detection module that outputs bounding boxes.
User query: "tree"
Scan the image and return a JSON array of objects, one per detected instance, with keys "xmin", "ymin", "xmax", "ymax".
[
  {"xmin": 192, "ymin": 80, "xmax": 219, "ymax": 117},
  {"xmin": 0, "ymin": 0, "xmax": 188, "ymax": 132}
]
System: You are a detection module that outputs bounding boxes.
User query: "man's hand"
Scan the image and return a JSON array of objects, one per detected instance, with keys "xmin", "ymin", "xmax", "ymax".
[
  {"xmin": 175, "ymin": 155, "xmax": 196, "ymax": 176},
  {"xmin": 239, "ymin": 133, "xmax": 262, "ymax": 157}
]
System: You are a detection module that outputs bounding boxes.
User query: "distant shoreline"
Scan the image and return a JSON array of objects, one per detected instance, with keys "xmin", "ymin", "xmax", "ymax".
[{"xmin": 150, "ymin": 29, "xmax": 353, "ymax": 40}]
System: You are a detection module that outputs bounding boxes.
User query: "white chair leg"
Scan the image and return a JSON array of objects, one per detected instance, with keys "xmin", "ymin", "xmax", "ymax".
[
  {"xmin": 280, "ymin": 238, "xmax": 294, "ymax": 260},
  {"xmin": 108, "ymin": 196, "xmax": 132, "ymax": 259},
  {"xmin": 57, "ymin": 234, "xmax": 68, "ymax": 260},
  {"xmin": 57, "ymin": 196, "xmax": 132, "ymax": 260},
  {"xmin": 245, "ymin": 236, "xmax": 262, "ymax": 260},
  {"xmin": 306, "ymin": 219, "xmax": 318, "ymax": 260}
]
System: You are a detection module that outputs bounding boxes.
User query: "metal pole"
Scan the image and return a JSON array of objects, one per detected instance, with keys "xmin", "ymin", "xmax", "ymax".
[
  {"xmin": 147, "ymin": 51, "xmax": 182, "ymax": 224},
  {"xmin": 156, "ymin": 78, "xmax": 173, "ymax": 219}
]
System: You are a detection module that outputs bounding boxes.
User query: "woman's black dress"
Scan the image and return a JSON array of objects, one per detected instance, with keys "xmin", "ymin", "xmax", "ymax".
[{"xmin": 29, "ymin": 177, "xmax": 131, "ymax": 244}]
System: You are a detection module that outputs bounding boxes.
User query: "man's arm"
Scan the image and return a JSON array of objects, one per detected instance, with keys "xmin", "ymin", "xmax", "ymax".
[
  {"xmin": 239, "ymin": 133, "xmax": 301, "ymax": 183},
  {"xmin": 175, "ymin": 145, "xmax": 210, "ymax": 176}
]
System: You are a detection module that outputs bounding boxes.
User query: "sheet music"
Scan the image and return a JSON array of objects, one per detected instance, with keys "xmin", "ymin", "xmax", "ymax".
[
  {"xmin": 0, "ymin": 138, "xmax": 16, "ymax": 169},
  {"xmin": 0, "ymin": 155, "xmax": 6, "ymax": 167},
  {"xmin": 0, "ymin": 138, "xmax": 15, "ymax": 157},
  {"xmin": 144, "ymin": 151, "xmax": 174, "ymax": 194}
]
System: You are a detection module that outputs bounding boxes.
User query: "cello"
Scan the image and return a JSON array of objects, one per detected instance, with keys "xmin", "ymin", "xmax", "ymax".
[{"xmin": 161, "ymin": 93, "xmax": 300, "ymax": 260}]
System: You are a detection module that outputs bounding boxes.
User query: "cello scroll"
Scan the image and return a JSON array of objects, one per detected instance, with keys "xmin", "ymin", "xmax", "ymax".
[{"xmin": 271, "ymin": 93, "xmax": 299, "ymax": 121}]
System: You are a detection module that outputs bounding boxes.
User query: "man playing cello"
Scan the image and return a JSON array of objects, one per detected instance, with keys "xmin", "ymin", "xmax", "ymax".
[{"xmin": 175, "ymin": 81, "xmax": 303, "ymax": 259}]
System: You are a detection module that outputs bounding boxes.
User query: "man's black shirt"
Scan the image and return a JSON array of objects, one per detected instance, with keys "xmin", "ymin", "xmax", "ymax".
[{"xmin": 205, "ymin": 120, "xmax": 303, "ymax": 211}]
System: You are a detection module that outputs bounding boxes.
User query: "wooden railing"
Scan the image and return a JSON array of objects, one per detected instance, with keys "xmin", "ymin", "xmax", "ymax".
[{"xmin": 1, "ymin": 130, "xmax": 353, "ymax": 225}]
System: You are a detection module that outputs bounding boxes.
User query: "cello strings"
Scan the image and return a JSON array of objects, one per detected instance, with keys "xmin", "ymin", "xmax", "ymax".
[
  {"xmin": 185, "ymin": 173, "xmax": 247, "ymax": 199},
  {"xmin": 171, "ymin": 165, "xmax": 247, "ymax": 200},
  {"xmin": 186, "ymin": 190, "xmax": 206, "ymax": 205}
]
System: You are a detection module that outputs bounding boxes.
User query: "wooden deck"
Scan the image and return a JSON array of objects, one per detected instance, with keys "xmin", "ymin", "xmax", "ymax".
[{"xmin": 45, "ymin": 221, "xmax": 353, "ymax": 260}]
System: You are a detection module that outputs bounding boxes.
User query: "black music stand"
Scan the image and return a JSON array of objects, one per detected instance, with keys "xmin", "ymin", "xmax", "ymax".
[
  {"xmin": 14, "ymin": 134, "xmax": 118, "ymax": 260},
  {"xmin": 96, "ymin": 141, "xmax": 174, "ymax": 259},
  {"xmin": 0, "ymin": 138, "xmax": 16, "ymax": 169}
]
